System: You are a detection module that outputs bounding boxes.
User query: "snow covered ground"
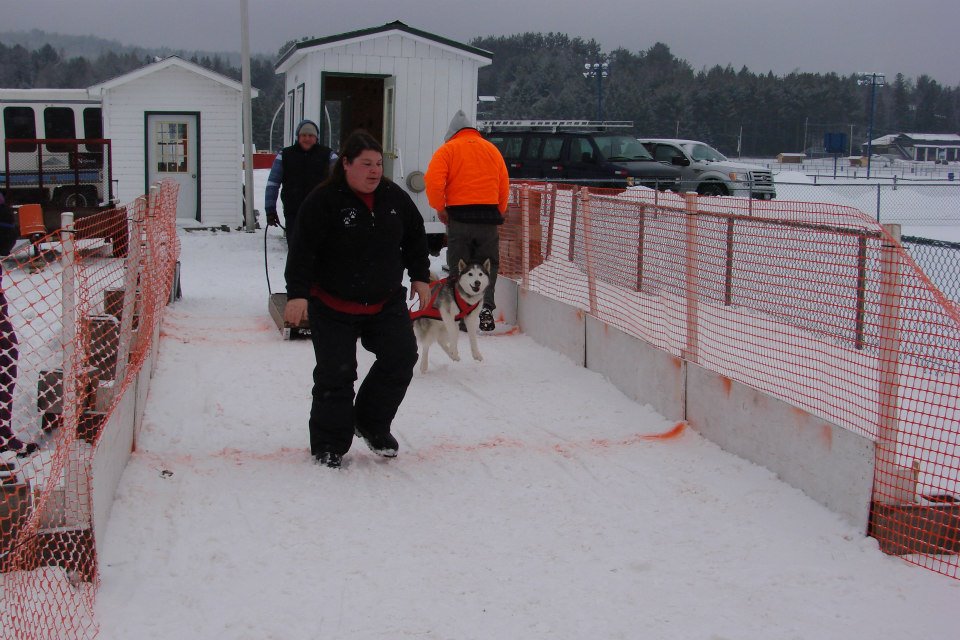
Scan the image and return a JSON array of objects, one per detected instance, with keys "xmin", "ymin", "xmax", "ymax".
[{"xmin": 91, "ymin": 173, "xmax": 959, "ymax": 638}]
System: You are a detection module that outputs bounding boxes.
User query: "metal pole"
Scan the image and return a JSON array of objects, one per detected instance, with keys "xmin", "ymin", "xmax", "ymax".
[
  {"xmin": 597, "ymin": 72, "xmax": 603, "ymax": 122},
  {"xmin": 268, "ymin": 101, "xmax": 284, "ymax": 152},
  {"xmin": 240, "ymin": 0, "xmax": 256, "ymax": 232},
  {"xmin": 583, "ymin": 62, "xmax": 608, "ymax": 123},
  {"xmin": 867, "ymin": 76, "xmax": 877, "ymax": 179},
  {"xmin": 876, "ymin": 183, "xmax": 882, "ymax": 222}
]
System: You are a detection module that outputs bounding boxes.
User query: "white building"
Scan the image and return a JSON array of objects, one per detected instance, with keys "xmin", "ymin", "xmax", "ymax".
[
  {"xmin": 89, "ymin": 56, "xmax": 257, "ymax": 225},
  {"xmin": 274, "ymin": 21, "xmax": 493, "ymax": 244},
  {"xmin": 865, "ymin": 132, "xmax": 960, "ymax": 162}
]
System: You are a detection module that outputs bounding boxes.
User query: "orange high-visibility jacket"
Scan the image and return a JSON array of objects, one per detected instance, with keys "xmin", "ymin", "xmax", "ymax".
[{"xmin": 425, "ymin": 129, "xmax": 510, "ymax": 213}]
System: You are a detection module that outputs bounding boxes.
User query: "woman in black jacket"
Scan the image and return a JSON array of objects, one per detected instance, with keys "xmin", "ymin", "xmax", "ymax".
[{"xmin": 284, "ymin": 130, "xmax": 431, "ymax": 469}]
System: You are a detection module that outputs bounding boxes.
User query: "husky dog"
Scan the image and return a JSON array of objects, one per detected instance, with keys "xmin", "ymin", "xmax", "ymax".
[{"xmin": 411, "ymin": 259, "xmax": 491, "ymax": 373}]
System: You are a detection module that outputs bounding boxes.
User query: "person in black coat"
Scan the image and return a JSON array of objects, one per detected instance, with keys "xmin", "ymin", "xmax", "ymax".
[
  {"xmin": 284, "ymin": 130, "xmax": 431, "ymax": 469},
  {"xmin": 263, "ymin": 119, "xmax": 336, "ymax": 245},
  {"xmin": 0, "ymin": 194, "xmax": 36, "ymax": 457}
]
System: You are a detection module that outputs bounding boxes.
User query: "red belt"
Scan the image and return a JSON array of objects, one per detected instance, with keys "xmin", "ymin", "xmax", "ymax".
[{"xmin": 311, "ymin": 285, "xmax": 387, "ymax": 315}]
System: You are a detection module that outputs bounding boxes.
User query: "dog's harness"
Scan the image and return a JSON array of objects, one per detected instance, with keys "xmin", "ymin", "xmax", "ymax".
[{"xmin": 409, "ymin": 277, "xmax": 480, "ymax": 321}]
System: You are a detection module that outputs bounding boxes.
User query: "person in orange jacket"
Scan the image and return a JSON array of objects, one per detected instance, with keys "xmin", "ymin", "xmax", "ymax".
[{"xmin": 425, "ymin": 110, "xmax": 509, "ymax": 331}]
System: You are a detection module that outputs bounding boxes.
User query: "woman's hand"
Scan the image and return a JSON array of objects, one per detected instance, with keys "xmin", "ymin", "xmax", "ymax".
[
  {"xmin": 410, "ymin": 281, "xmax": 432, "ymax": 311},
  {"xmin": 283, "ymin": 298, "xmax": 308, "ymax": 325}
]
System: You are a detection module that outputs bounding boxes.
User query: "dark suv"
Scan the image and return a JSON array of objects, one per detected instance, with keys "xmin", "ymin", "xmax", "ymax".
[{"xmin": 479, "ymin": 122, "xmax": 681, "ymax": 190}]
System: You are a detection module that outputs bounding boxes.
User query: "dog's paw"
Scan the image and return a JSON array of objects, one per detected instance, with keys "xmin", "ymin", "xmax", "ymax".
[{"xmin": 472, "ymin": 350, "xmax": 483, "ymax": 362}]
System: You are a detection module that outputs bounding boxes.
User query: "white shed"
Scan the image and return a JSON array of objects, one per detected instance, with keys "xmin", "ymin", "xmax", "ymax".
[
  {"xmin": 89, "ymin": 56, "xmax": 257, "ymax": 225},
  {"xmin": 274, "ymin": 21, "xmax": 492, "ymax": 242}
]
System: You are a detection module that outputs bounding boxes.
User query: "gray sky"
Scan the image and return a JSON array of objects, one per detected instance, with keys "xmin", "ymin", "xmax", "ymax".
[{"xmin": 6, "ymin": 0, "xmax": 959, "ymax": 86}]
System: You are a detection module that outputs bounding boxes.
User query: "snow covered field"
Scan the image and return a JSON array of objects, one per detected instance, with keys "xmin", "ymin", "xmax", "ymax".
[
  {"xmin": 774, "ymin": 170, "xmax": 960, "ymax": 238},
  {"xmin": 91, "ymin": 173, "xmax": 959, "ymax": 638}
]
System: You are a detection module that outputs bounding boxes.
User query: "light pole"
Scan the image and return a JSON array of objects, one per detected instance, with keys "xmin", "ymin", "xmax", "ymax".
[
  {"xmin": 857, "ymin": 72, "xmax": 886, "ymax": 179},
  {"xmin": 583, "ymin": 61, "xmax": 609, "ymax": 121}
]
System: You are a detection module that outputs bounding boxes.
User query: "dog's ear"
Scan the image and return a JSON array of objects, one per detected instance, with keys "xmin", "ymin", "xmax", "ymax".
[
  {"xmin": 483, "ymin": 259, "xmax": 491, "ymax": 273},
  {"xmin": 457, "ymin": 259, "xmax": 467, "ymax": 274}
]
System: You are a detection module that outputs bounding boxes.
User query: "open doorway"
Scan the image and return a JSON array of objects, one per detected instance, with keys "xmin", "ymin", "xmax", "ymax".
[
  {"xmin": 320, "ymin": 74, "xmax": 385, "ymax": 151},
  {"xmin": 320, "ymin": 73, "xmax": 397, "ymax": 180}
]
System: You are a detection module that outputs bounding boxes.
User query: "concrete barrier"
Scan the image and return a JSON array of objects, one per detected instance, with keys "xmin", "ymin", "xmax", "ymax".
[{"xmin": 505, "ymin": 276, "xmax": 876, "ymax": 531}]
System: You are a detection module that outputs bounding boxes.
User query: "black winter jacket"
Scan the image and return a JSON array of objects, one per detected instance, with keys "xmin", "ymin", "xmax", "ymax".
[
  {"xmin": 279, "ymin": 143, "xmax": 333, "ymax": 219},
  {"xmin": 284, "ymin": 179, "xmax": 430, "ymax": 305}
]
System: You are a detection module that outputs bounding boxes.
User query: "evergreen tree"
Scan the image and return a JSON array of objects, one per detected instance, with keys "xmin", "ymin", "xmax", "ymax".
[{"xmin": 3, "ymin": 29, "xmax": 958, "ymax": 157}]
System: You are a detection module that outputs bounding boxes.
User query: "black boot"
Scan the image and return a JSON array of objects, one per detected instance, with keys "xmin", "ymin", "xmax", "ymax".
[
  {"xmin": 355, "ymin": 427, "xmax": 398, "ymax": 457},
  {"xmin": 315, "ymin": 451, "xmax": 343, "ymax": 469},
  {"xmin": 478, "ymin": 305, "xmax": 495, "ymax": 332}
]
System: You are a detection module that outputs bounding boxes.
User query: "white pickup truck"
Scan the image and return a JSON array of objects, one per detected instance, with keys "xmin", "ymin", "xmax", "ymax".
[{"xmin": 637, "ymin": 138, "xmax": 776, "ymax": 199}]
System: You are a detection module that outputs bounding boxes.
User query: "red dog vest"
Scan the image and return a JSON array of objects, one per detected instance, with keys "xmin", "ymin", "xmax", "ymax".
[{"xmin": 409, "ymin": 278, "xmax": 480, "ymax": 321}]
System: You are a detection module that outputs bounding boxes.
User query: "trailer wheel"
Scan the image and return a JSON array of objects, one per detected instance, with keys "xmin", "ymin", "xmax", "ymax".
[
  {"xmin": 63, "ymin": 192, "xmax": 89, "ymax": 208},
  {"xmin": 55, "ymin": 185, "xmax": 98, "ymax": 208}
]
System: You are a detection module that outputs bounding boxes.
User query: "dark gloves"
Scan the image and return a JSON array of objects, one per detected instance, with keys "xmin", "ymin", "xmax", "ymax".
[{"xmin": 265, "ymin": 208, "xmax": 280, "ymax": 227}]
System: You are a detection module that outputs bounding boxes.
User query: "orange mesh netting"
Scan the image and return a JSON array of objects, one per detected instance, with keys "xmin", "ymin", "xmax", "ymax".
[
  {"xmin": 501, "ymin": 182, "xmax": 960, "ymax": 579},
  {"xmin": 1, "ymin": 180, "xmax": 179, "ymax": 639}
]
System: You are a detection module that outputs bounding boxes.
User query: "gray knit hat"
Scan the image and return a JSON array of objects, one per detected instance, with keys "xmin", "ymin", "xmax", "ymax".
[
  {"xmin": 444, "ymin": 110, "xmax": 472, "ymax": 141},
  {"xmin": 296, "ymin": 120, "xmax": 319, "ymax": 138}
]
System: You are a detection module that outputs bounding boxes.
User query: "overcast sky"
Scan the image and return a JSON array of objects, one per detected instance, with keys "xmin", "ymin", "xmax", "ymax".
[{"xmin": 6, "ymin": 0, "xmax": 959, "ymax": 86}]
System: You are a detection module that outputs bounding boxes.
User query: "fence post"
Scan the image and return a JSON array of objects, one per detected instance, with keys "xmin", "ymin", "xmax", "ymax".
[
  {"xmin": 874, "ymin": 223, "xmax": 917, "ymax": 504},
  {"xmin": 59, "ymin": 212, "xmax": 91, "ymax": 529},
  {"xmin": 854, "ymin": 233, "xmax": 868, "ymax": 349},
  {"xmin": 544, "ymin": 183, "xmax": 557, "ymax": 260},
  {"xmin": 567, "ymin": 186, "xmax": 580, "ymax": 263},
  {"xmin": 581, "ymin": 189, "xmax": 597, "ymax": 315},
  {"xmin": 520, "ymin": 186, "xmax": 531, "ymax": 286},
  {"xmin": 724, "ymin": 217, "xmax": 735, "ymax": 305},
  {"xmin": 683, "ymin": 192, "xmax": 700, "ymax": 364},
  {"xmin": 111, "ymin": 198, "xmax": 145, "ymax": 394},
  {"xmin": 635, "ymin": 200, "xmax": 646, "ymax": 293}
]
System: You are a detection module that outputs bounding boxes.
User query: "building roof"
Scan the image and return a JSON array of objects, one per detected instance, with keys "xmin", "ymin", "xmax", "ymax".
[
  {"xmin": 903, "ymin": 133, "xmax": 960, "ymax": 144},
  {"xmin": 275, "ymin": 21, "xmax": 492, "ymax": 72},
  {"xmin": 88, "ymin": 56, "xmax": 259, "ymax": 97},
  {"xmin": 0, "ymin": 88, "xmax": 99, "ymax": 103},
  {"xmin": 871, "ymin": 132, "xmax": 960, "ymax": 146}
]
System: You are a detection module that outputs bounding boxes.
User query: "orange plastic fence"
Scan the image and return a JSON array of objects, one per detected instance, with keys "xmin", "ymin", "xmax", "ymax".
[
  {"xmin": 0, "ymin": 180, "xmax": 180, "ymax": 639},
  {"xmin": 501, "ymin": 182, "xmax": 960, "ymax": 579}
]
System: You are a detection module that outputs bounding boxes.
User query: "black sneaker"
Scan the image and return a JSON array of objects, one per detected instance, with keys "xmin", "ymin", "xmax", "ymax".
[
  {"xmin": 315, "ymin": 451, "xmax": 343, "ymax": 469},
  {"xmin": 478, "ymin": 305, "xmax": 495, "ymax": 332},
  {"xmin": 355, "ymin": 427, "xmax": 398, "ymax": 458}
]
